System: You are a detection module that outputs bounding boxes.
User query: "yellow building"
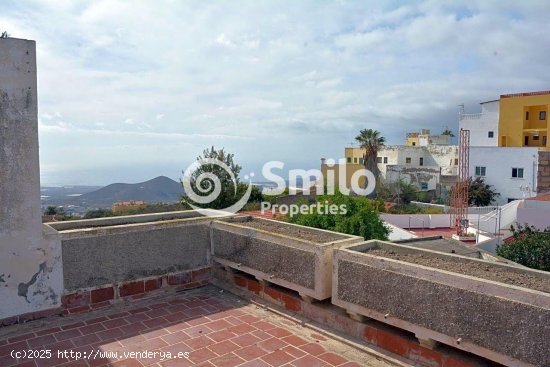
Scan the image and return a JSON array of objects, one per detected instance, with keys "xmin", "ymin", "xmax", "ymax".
[{"xmin": 498, "ymin": 90, "xmax": 550, "ymax": 148}]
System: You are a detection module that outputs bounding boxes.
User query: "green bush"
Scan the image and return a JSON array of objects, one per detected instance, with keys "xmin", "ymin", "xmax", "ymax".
[
  {"xmin": 496, "ymin": 225, "xmax": 550, "ymax": 271},
  {"xmin": 286, "ymin": 192, "xmax": 389, "ymax": 240}
]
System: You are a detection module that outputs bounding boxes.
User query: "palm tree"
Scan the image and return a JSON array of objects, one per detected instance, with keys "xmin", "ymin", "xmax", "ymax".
[
  {"xmin": 442, "ymin": 129, "xmax": 455, "ymax": 137},
  {"xmin": 355, "ymin": 129, "xmax": 385, "ymax": 197}
]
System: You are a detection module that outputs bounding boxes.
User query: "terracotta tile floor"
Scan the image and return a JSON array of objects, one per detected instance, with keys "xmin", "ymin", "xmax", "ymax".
[{"xmin": 0, "ymin": 286, "xmax": 396, "ymax": 367}]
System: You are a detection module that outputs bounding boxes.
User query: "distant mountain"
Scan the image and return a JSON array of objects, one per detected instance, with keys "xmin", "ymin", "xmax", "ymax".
[{"xmin": 76, "ymin": 176, "xmax": 184, "ymax": 208}]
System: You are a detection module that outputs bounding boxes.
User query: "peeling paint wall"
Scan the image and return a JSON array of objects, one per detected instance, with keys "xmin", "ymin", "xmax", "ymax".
[{"xmin": 0, "ymin": 38, "xmax": 63, "ymax": 319}]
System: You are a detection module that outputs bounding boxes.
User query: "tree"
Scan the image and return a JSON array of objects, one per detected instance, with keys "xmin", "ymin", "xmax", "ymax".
[
  {"xmin": 44, "ymin": 206, "xmax": 59, "ymax": 215},
  {"xmin": 1, "ymin": 31, "xmax": 9, "ymax": 39},
  {"xmin": 442, "ymin": 129, "xmax": 455, "ymax": 137},
  {"xmin": 468, "ymin": 177, "xmax": 500, "ymax": 206},
  {"xmin": 287, "ymin": 192, "xmax": 389, "ymax": 240},
  {"xmin": 377, "ymin": 179, "xmax": 417, "ymax": 204},
  {"xmin": 355, "ymin": 129, "xmax": 385, "ymax": 197},
  {"xmin": 496, "ymin": 224, "xmax": 550, "ymax": 271},
  {"xmin": 44, "ymin": 205, "xmax": 69, "ymax": 220},
  {"xmin": 84, "ymin": 208, "xmax": 114, "ymax": 219},
  {"xmin": 182, "ymin": 146, "xmax": 249, "ymax": 210}
]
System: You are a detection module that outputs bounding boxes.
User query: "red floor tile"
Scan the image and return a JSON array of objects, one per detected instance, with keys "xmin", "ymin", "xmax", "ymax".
[
  {"xmin": 318, "ymin": 352, "xmax": 347, "ymax": 366},
  {"xmin": 261, "ymin": 349, "xmax": 295, "ymax": 366},
  {"xmin": 0, "ymin": 287, "xmax": 371, "ymax": 367},
  {"xmin": 209, "ymin": 352, "xmax": 246, "ymax": 367}
]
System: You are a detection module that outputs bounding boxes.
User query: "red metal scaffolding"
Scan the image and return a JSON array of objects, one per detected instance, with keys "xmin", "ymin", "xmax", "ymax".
[{"xmin": 450, "ymin": 129, "xmax": 470, "ymax": 235}]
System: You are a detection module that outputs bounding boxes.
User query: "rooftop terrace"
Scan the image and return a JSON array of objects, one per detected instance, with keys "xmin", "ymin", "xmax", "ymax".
[
  {"xmin": 1, "ymin": 285, "xmax": 397, "ymax": 367},
  {"xmin": 1, "ymin": 37, "xmax": 549, "ymax": 367}
]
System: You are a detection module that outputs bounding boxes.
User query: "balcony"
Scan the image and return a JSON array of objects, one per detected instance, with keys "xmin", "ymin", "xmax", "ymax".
[{"xmin": 458, "ymin": 113, "xmax": 483, "ymax": 121}]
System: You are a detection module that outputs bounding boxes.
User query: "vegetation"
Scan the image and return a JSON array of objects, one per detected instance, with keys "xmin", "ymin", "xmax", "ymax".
[
  {"xmin": 496, "ymin": 225, "xmax": 550, "ymax": 271},
  {"xmin": 1, "ymin": 31, "xmax": 9, "ymax": 39},
  {"xmin": 81, "ymin": 203, "xmax": 194, "ymax": 219},
  {"xmin": 182, "ymin": 147, "xmax": 263, "ymax": 210},
  {"xmin": 287, "ymin": 192, "xmax": 389, "ymax": 241},
  {"xmin": 43, "ymin": 206, "xmax": 73, "ymax": 220},
  {"xmin": 386, "ymin": 204, "xmax": 443, "ymax": 214},
  {"xmin": 468, "ymin": 177, "xmax": 500, "ymax": 206},
  {"xmin": 377, "ymin": 178, "xmax": 440, "ymax": 205},
  {"xmin": 83, "ymin": 208, "xmax": 115, "ymax": 219},
  {"xmin": 441, "ymin": 129, "xmax": 455, "ymax": 137},
  {"xmin": 355, "ymin": 129, "xmax": 385, "ymax": 197},
  {"xmin": 182, "ymin": 146, "xmax": 245, "ymax": 210}
]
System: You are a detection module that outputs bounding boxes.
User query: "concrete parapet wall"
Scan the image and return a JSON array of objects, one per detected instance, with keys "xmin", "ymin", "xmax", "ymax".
[
  {"xmin": 55, "ymin": 211, "xmax": 230, "ymax": 291},
  {"xmin": 381, "ymin": 214, "xmax": 451, "ymax": 229},
  {"xmin": 213, "ymin": 263, "xmax": 493, "ymax": 367},
  {"xmin": 332, "ymin": 241, "xmax": 550, "ymax": 366},
  {"xmin": 0, "ymin": 38, "xmax": 63, "ymax": 320},
  {"xmin": 211, "ymin": 217, "xmax": 363, "ymax": 300}
]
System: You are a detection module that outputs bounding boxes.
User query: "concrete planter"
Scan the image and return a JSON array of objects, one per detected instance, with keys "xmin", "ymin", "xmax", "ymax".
[
  {"xmin": 333, "ymin": 240, "xmax": 550, "ymax": 367},
  {"xmin": 211, "ymin": 216, "xmax": 363, "ymax": 301},
  {"xmin": 48, "ymin": 210, "xmax": 233, "ymax": 291}
]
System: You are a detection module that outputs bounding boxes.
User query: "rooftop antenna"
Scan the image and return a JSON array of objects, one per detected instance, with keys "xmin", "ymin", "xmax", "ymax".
[{"xmin": 450, "ymin": 129, "xmax": 470, "ymax": 236}]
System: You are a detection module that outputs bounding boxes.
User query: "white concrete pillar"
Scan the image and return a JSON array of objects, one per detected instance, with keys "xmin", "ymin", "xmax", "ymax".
[{"xmin": 0, "ymin": 38, "xmax": 62, "ymax": 322}]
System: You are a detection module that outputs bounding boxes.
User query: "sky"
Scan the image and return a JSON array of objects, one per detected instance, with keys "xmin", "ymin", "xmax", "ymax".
[{"xmin": 2, "ymin": 0, "xmax": 550, "ymax": 186}]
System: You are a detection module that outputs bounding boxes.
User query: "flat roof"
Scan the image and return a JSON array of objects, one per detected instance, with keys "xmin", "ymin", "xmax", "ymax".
[
  {"xmin": 394, "ymin": 236, "xmax": 480, "ymax": 257},
  {"xmin": 526, "ymin": 193, "xmax": 550, "ymax": 201},
  {"xmin": 500, "ymin": 90, "xmax": 550, "ymax": 98},
  {"xmin": 480, "ymin": 99, "xmax": 499, "ymax": 104}
]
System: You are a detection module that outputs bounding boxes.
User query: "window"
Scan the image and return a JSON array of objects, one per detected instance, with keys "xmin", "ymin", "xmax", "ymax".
[
  {"xmin": 488, "ymin": 131, "xmax": 494, "ymax": 138},
  {"xmin": 406, "ymin": 157, "xmax": 411, "ymax": 164},
  {"xmin": 412, "ymin": 142, "xmax": 416, "ymax": 146},
  {"xmin": 420, "ymin": 182, "xmax": 428, "ymax": 190},
  {"xmin": 512, "ymin": 168, "xmax": 524, "ymax": 178},
  {"xmin": 475, "ymin": 166, "xmax": 486, "ymax": 176},
  {"xmin": 353, "ymin": 157, "xmax": 357, "ymax": 163},
  {"xmin": 347, "ymin": 157, "xmax": 351, "ymax": 163},
  {"xmin": 526, "ymin": 111, "xmax": 530, "ymax": 120},
  {"xmin": 376, "ymin": 157, "xmax": 382, "ymax": 163},
  {"xmin": 419, "ymin": 157, "xmax": 424, "ymax": 166},
  {"xmin": 359, "ymin": 158, "xmax": 364, "ymax": 164},
  {"xmin": 533, "ymin": 135, "xmax": 540, "ymax": 141},
  {"xmin": 383, "ymin": 157, "xmax": 388, "ymax": 164},
  {"xmin": 454, "ymin": 158, "xmax": 459, "ymax": 165},
  {"xmin": 540, "ymin": 111, "xmax": 547, "ymax": 120}
]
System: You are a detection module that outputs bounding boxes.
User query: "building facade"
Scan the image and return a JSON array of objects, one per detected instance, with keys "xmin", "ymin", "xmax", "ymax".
[
  {"xmin": 498, "ymin": 91, "xmax": 550, "ymax": 148},
  {"xmin": 405, "ymin": 129, "xmax": 451, "ymax": 146},
  {"xmin": 459, "ymin": 90, "xmax": 550, "ymax": 198},
  {"xmin": 323, "ymin": 145, "xmax": 458, "ymax": 193},
  {"xmin": 459, "ymin": 100, "xmax": 499, "ymax": 147},
  {"xmin": 469, "ymin": 147, "xmax": 539, "ymax": 205}
]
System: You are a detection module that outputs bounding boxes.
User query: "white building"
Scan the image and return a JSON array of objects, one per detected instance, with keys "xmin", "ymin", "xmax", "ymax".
[
  {"xmin": 405, "ymin": 129, "xmax": 451, "ymax": 146},
  {"xmin": 459, "ymin": 100, "xmax": 499, "ymax": 146},
  {"xmin": 469, "ymin": 147, "xmax": 538, "ymax": 205},
  {"xmin": 377, "ymin": 145, "xmax": 458, "ymax": 191}
]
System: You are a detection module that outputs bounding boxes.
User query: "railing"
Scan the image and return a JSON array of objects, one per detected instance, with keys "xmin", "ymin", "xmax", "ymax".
[
  {"xmin": 468, "ymin": 200, "xmax": 521, "ymax": 233},
  {"xmin": 459, "ymin": 113, "xmax": 483, "ymax": 121}
]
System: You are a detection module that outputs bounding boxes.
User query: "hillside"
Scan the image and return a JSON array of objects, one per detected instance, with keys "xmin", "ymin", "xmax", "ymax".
[{"xmin": 76, "ymin": 176, "xmax": 184, "ymax": 208}]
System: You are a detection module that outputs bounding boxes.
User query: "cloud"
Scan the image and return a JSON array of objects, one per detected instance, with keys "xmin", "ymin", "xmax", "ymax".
[{"xmin": 3, "ymin": 1, "xmax": 550, "ymax": 184}]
